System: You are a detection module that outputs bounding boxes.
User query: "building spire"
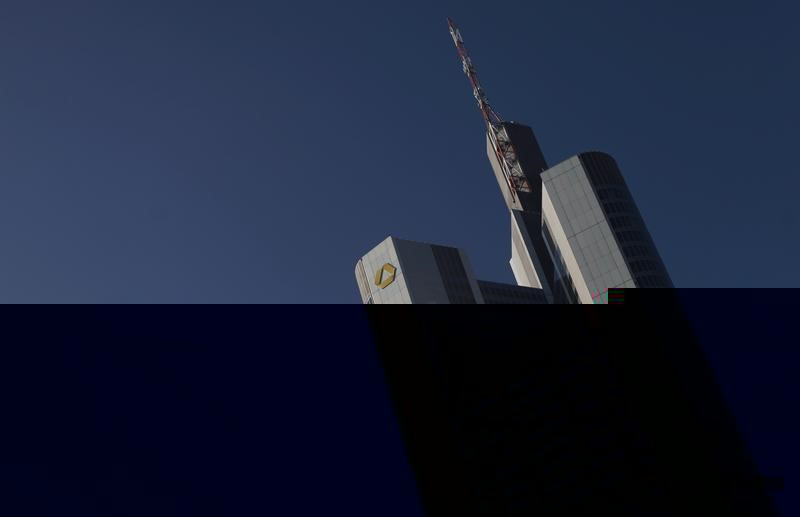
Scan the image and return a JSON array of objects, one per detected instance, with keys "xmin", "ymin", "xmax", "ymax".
[
  {"xmin": 447, "ymin": 17, "xmax": 502, "ymax": 130},
  {"xmin": 447, "ymin": 18, "xmax": 532, "ymax": 199}
]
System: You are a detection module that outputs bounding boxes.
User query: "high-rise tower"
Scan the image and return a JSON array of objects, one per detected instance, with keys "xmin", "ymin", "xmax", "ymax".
[
  {"xmin": 540, "ymin": 152, "xmax": 673, "ymax": 304},
  {"xmin": 484, "ymin": 122, "xmax": 556, "ymax": 300},
  {"xmin": 356, "ymin": 18, "xmax": 777, "ymax": 516},
  {"xmin": 355, "ymin": 237, "xmax": 547, "ymax": 305},
  {"xmin": 354, "ymin": 18, "xmax": 672, "ymax": 304}
]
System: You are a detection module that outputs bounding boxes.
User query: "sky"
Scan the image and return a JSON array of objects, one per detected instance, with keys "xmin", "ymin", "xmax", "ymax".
[
  {"xmin": 1, "ymin": 0, "xmax": 798, "ymax": 303},
  {"xmin": 1, "ymin": 4, "xmax": 797, "ymax": 513}
]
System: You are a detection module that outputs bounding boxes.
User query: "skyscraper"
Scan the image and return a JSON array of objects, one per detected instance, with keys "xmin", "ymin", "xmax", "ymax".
[
  {"xmin": 485, "ymin": 122, "xmax": 556, "ymax": 302},
  {"xmin": 539, "ymin": 152, "xmax": 673, "ymax": 304},
  {"xmin": 354, "ymin": 119, "xmax": 672, "ymax": 304},
  {"xmin": 355, "ymin": 237, "xmax": 547, "ymax": 305},
  {"xmin": 354, "ymin": 21, "xmax": 673, "ymax": 305},
  {"xmin": 355, "ymin": 18, "xmax": 778, "ymax": 517}
]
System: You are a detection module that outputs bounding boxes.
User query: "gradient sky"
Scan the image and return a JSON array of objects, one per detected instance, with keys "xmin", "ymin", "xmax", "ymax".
[
  {"xmin": 1, "ymin": 0, "xmax": 798, "ymax": 303},
  {"xmin": 1, "ymin": 4, "xmax": 797, "ymax": 513}
]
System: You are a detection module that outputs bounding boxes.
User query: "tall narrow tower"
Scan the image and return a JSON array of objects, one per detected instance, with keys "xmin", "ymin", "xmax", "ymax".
[
  {"xmin": 447, "ymin": 19, "xmax": 556, "ymax": 301},
  {"xmin": 355, "ymin": 18, "xmax": 674, "ymax": 304},
  {"xmin": 446, "ymin": 18, "xmax": 673, "ymax": 303}
]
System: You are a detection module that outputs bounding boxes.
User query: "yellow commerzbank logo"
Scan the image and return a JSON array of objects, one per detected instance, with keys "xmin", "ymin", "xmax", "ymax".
[{"xmin": 374, "ymin": 263, "xmax": 397, "ymax": 289}]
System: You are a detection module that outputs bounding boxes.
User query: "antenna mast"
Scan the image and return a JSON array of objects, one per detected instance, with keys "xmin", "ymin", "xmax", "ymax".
[{"xmin": 447, "ymin": 18, "xmax": 532, "ymax": 200}]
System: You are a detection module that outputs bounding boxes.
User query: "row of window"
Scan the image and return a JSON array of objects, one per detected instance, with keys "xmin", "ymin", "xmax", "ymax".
[
  {"xmin": 629, "ymin": 259, "xmax": 660, "ymax": 275},
  {"xmin": 596, "ymin": 187, "xmax": 630, "ymax": 202},
  {"xmin": 581, "ymin": 153, "xmax": 625, "ymax": 187},
  {"xmin": 638, "ymin": 274, "xmax": 668, "ymax": 288},
  {"xmin": 603, "ymin": 201, "xmax": 632, "ymax": 214},
  {"xmin": 432, "ymin": 246, "xmax": 477, "ymax": 304},
  {"xmin": 609, "ymin": 215, "xmax": 636, "ymax": 229},
  {"xmin": 616, "ymin": 229, "xmax": 647, "ymax": 244},
  {"xmin": 623, "ymin": 244, "xmax": 652, "ymax": 259},
  {"xmin": 541, "ymin": 219, "xmax": 579, "ymax": 304}
]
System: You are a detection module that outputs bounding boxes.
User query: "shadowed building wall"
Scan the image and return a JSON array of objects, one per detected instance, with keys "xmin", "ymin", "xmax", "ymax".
[{"xmin": 366, "ymin": 292, "xmax": 777, "ymax": 515}]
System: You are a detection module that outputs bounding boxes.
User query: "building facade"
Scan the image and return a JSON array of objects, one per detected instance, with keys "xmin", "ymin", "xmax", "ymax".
[
  {"xmin": 355, "ymin": 120, "xmax": 673, "ymax": 304},
  {"xmin": 540, "ymin": 152, "xmax": 673, "ymax": 304},
  {"xmin": 485, "ymin": 123, "xmax": 557, "ymax": 303},
  {"xmin": 355, "ymin": 237, "xmax": 546, "ymax": 305},
  {"xmin": 354, "ymin": 17, "xmax": 777, "ymax": 515}
]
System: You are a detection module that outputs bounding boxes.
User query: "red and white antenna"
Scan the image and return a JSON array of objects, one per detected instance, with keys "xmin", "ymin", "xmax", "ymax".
[
  {"xmin": 447, "ymin": 17, "xmax": 502, "ymax": 129},
  {"xmin": 447, "ymin": 18, "xmax": 532, "ymax": 201}
]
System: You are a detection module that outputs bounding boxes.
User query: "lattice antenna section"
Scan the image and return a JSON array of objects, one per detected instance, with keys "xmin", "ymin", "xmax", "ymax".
[{"xmin": 447, "ymin": 18, "xmax": 532, "ymax": 201}]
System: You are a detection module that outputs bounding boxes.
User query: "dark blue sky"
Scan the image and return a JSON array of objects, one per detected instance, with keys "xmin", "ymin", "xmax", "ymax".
[{"xmin": 1, "ymin": 0, "xmax": 798, "ymax": 302}]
